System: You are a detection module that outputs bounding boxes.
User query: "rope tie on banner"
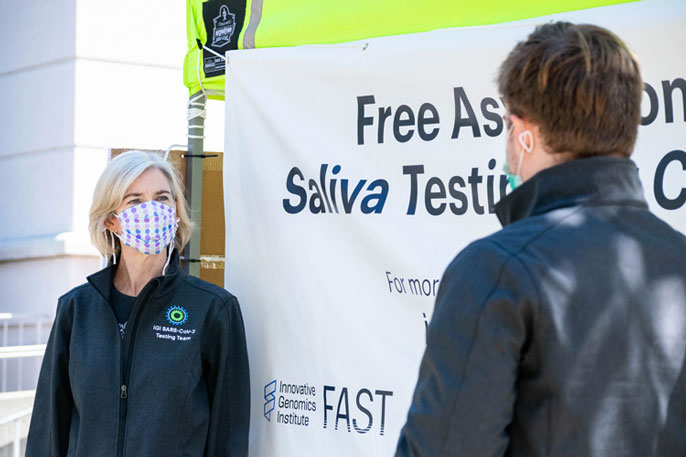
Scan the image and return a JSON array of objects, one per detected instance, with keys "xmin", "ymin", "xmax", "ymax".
[
  {"xmin": 195, "ymin": 50, "xmax": 207, "ymax": 98},
  {"xmin": 186, "ymin": 39, "xmax": 230, "ymax": 149},
  {"xmin": 193, "ymin": 39, "xmax": 228, "ymax": 101},
  {"xmin": 197, "ymin": 39, "xmax": 229, "ymax": 63},
  {"xmin": 190, "ymin": 38, "xmax": 209, "ymax": 143},
  {"xmin": 190, "ymin": 39, "xmax": 229, "ymax": 140},
  {"xmin": 188, "ymin": 91, "xmax": 206, "ymax": 140}
]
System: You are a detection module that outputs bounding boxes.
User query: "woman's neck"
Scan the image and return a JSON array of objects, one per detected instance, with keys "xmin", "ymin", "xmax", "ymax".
[{"xmin": 113, "ymin": 246, "xmax": 168, "ymax": 296}]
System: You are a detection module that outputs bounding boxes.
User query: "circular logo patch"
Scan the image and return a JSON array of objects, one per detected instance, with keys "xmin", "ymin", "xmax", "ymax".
[{"xmin": 166, "ymin": 306, "xmax": 188, "ymax": 325}]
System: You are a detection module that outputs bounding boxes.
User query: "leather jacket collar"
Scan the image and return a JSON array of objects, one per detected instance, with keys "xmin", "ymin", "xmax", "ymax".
[{"xmin": 495, "ymin": 156, "xmax": 648, "ymax": 227}]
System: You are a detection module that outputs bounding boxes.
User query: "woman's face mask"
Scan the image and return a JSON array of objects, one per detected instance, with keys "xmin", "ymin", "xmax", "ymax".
[{"xmin": 114, "ymin": 201, "xmax": 178, "ymax": 255}]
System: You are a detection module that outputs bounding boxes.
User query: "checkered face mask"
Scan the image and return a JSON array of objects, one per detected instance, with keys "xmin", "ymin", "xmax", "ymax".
[{"xmin": 114, "ymin": 201, "xmax": 178, "ymax": 255}]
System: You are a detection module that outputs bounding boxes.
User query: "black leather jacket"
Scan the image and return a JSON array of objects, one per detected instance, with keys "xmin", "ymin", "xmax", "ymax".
[{"xmin": 396, "ymin": 157, "xmax": 686, "ymax": 457}]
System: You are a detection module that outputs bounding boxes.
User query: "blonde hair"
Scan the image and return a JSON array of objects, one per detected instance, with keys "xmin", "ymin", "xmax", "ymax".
[{"xmin": 89, "ymin": 150, "xmax": 194, "ymax": 258}]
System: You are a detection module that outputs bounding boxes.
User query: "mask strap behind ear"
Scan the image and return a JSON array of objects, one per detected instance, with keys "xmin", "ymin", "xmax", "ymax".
[
  {"xmin": 162, "ymin": 235, "xmax": 177, "ymax": 276},
  {"xmin": 518, "ymin": 130, "xmax": 534, "ymax": 153},
  {"xmin": 515, "ymin": 145, "xmax": 526, "ymax": 177},
  {"xmin": 108, "ymin": 230, "xmax": 117, "ymax": 265}
]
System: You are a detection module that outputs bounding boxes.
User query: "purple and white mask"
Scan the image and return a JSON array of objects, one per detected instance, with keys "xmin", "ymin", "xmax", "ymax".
[{"xmin": 114, "ymin": 201, "xmax": 178, "ymax": 255}]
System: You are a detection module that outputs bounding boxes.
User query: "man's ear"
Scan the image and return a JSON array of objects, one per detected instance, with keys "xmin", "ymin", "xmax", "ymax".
[
  {"xmin": 511, "ymin": 115, "xmax": 537, "ymax": 154},
  {"xmin": 509, "ymin": 114, "xmax": 526, "ymax": 135}
]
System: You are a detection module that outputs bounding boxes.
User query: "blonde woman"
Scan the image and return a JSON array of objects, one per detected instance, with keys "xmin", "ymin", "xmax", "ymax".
[{"xmin": 26, "ymin": 151, "xmax": 249, "ymax": 457}]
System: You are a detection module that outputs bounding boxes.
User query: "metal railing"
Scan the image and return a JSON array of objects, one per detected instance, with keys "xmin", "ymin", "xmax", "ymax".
[
  {"xmin": 0, "ymin": 314, "xmax": 51, "ymax": 393},
  {"xmin": 0, "ymin": 408, "xmax": 32, "ymax": 457},
  {"xmin": 0, "ymin": 346, "xmax": 46, "ymax": 360}
]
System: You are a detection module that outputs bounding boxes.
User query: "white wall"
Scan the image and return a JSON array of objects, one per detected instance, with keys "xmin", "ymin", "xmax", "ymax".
[
  {"xmin": 0, "ymin": 0, "xmax": 84, "ymax": 320},
  {"xmin": 0, "ymin": 1, "xmax": 225, "ymax": 375}
]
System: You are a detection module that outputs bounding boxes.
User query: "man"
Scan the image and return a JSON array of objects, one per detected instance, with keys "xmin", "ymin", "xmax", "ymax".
[{"xmin": 395, "ymin": 22, "xmax": 686, "ymax": 457}]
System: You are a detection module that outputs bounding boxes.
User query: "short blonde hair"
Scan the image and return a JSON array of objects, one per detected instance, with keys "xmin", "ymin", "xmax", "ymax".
[{"xmin": 89, "ymin": 150, "xmax": 194, "ymax": 258}]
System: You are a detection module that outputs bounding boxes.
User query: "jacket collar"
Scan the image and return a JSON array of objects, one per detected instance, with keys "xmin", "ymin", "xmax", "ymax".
[
  {"xmin": 87, "ymin": 248, "xmax": 183, "ymax": 302},
  {"xmin": 495, "ymin": 156, "xmax": 647, "ymax": 227}
]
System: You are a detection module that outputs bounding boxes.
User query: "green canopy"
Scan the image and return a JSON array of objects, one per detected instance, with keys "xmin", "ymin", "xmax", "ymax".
[{"xmin": 184, "ymin": 0, "xmax": 636, "ymax": 100}]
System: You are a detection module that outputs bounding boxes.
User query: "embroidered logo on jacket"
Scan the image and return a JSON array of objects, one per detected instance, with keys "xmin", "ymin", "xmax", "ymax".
[{"xmin": 166, "ymin": 306, "xmax": 188, "ymax": 325}]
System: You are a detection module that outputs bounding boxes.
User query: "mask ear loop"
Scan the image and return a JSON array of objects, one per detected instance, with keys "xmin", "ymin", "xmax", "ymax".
[
  {"xmin": 161, "ymin": 219, "xmax": 180, "ymax": 276},
  {"xmin": 108, "ymin": 229, "xmax": 117, "ymax": 265},
  {"xmin": 518, "ymin": 130, "xmax": 534, "ymax": 153},
  {"xmin": 516, "ymin": 130, "xmax": 534, "ymax": 175},
  {"xmin": 162, "ymin": 244, "xmax": 174, "ymax": 276}
]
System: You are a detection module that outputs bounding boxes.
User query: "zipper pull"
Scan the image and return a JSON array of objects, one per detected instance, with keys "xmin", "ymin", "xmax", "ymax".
[{"xmin": 120, "ymin": 384, "xmax": 128, "ymax": 399}]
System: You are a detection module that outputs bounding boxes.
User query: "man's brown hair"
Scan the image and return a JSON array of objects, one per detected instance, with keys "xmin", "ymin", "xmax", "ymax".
[{"xmin": 498, "ymin": 22, "xmax": 643, "ymax": 158}]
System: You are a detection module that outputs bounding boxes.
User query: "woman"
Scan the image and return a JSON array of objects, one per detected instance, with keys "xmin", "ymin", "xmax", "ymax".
[{"xmin": 26, "ymin": 150, "xmax": 250, "ymax": 457}]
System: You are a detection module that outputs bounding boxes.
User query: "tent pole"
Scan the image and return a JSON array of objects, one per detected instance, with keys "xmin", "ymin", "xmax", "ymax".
[{"xmin": 184, "ymin": 91, "xmax": 206, "ymax": 276}]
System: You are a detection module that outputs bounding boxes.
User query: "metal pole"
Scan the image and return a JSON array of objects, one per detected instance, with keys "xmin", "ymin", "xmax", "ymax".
[
  {"xmin": 17, "ymin": 322, "xmax": 24, "ymax": 390},
  {"xmin": 2, "ymin": 319, "xmax": 8, "ymax": 392},
  {"xmin": 184, "ymin": 91, "xmax": 206, "ymax": 277},
  {"xmin": 13, "ymin": 418, "xmax": 20, "ymax": 457}
]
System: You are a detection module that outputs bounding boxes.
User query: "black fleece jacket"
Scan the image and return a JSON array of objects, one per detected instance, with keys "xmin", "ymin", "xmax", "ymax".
[{"xmin": 26, "ymin": 251, "xmax": 250, "ymax": 457}]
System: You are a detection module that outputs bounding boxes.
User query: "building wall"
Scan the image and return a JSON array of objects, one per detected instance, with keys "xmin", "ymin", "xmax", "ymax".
[{"xmin": 0, "ymin": 0, "xmax": 225, "ymax": 390}]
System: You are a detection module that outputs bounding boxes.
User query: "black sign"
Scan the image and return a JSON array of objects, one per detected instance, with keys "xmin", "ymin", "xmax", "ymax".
[{"xmin": 201, "ymin": 0, "xmax": 246, "ymax": 78}]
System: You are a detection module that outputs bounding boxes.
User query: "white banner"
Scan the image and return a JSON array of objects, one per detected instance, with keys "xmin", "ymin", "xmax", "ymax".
[{"xmin": 224, "ymin": 1, "xmax": 685, "ymax": 455}]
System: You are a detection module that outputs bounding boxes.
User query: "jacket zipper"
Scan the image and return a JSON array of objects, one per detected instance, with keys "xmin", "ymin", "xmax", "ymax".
[{"xmin": 115, "ymin": 279, "xmax": 159, "ymax": 457}]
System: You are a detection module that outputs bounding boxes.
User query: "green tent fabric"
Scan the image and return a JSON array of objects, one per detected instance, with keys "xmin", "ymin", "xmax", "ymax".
[{"xmin": 184, "ymin": 0, "xmax": 637, "ymax": 100}]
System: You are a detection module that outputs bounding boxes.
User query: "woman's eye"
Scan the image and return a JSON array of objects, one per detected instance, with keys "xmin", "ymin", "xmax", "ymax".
[
  {"xmin": 128, "ymin": 199, "xmax": 140, "ymax": 205},
  {"xmin": 157, "ymin": 196, "xmax": 169, "ymax": 201}
]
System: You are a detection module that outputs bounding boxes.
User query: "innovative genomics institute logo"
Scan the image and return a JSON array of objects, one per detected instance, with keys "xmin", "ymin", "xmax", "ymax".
[
  {"xmin": 263, "ymin": 377, "xmax": 394, "ymax": 435},
  {"xmin": 264, "ymin": 379, "xmax": 277, "ymax": 421},
  {"xmin": 166, "ymin": 306, "xmax": 188, "ymax": 325},
  {"xmin": 263, "ymin": 378, "xmax": 316, "ymax": 427}
]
